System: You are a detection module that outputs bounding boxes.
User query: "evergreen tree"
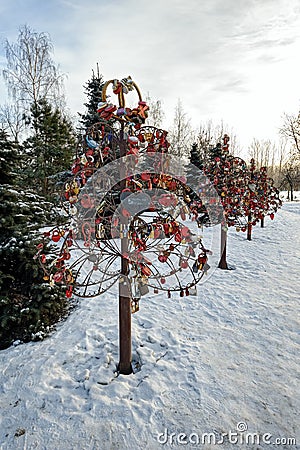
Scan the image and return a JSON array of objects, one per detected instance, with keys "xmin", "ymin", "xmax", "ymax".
[
  {"xmin": 0, "ymin": 129, "xmax": 20, "ymax": 184},
  {"xmin": 190, "ymin": 142, "xmax": 203, "ymax": 169},
  {"xmin": 78, "ymin": 64, "xmax": 105, "ymax": 129},
  {"xmin": 21, "ymin": 99, "xmax": 75, "ymax": 197},
  {"xmin": 0, "ymin": 130, "xmax": 69, "ymax": 349},
  {"xmin": 186, "ymin": 142, "xmax": 213, "ymax": 222}
]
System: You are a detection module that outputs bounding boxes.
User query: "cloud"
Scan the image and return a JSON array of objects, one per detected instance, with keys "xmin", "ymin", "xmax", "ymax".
[{"xmin": 0, "ymin": 0, "xmax": 300, "ymax": 149}]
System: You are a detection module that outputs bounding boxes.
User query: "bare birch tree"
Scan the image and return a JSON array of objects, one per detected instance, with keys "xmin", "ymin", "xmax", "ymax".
[
  {"xmin": 194, "ymin": 119, "xmax": 239, "ymax": 163},
  {"xmin": 248, "ymin": 138, "xmax": 277, "ymax": 169},
  {"xmin": 0, "ymin": 102, "xmax": 26, "ymax": 142},
  {"xmin": 145, "ymin": 94, "xmax": 165, "ymax": 128},
  {"xmin": 278, "ymin": 112, "xmax": 300, "ymax": 198},
  {"xmin": 168, "ymin": 99, "xmax": 194, "ymax": 159},
  {"xmin": 2, "ymin": 25, "xmax": 65, "ymax": 112},
  {"xmin": 280, "ymin": 112, "xmax": 300, "ymax": 154}
]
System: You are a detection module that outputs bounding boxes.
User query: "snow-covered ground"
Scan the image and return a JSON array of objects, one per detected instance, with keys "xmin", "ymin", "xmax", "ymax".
[
  {"xmin": 280, "ymin": 191, "xmax": 300, "ymax": 202},
  {"xmin": 0, "ymin": 202, "xmax": 299, "ymax": 450}
]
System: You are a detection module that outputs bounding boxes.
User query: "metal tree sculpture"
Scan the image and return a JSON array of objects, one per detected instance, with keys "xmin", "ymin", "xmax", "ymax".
[
  {"xmin": 203, "ymin": 134, "xmax": 251, "ymax": 269},
  {"xmin": 38, "ymin": 76, "xmax": 222, "ymax": 374},
  {"xmin": 245, "ymin": 158, "xmax": 282, "ymax": 239}
]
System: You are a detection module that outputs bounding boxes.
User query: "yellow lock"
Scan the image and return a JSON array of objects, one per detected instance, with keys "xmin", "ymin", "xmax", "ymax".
[
  {"xmin": 71, "ymin": 181, "xmax": 80, "ymax": 195},
  {"xmin": 145, "ymin": 132, "xmax": 153, "ymax": 142}
]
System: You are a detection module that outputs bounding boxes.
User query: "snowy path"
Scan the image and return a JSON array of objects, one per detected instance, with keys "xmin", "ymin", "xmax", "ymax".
[{"xmin": 0, "ymin": 203, "xmax": 299, "ymax": 450}]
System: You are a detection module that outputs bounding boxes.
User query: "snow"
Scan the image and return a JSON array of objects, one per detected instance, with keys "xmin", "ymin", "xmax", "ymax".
[
  {"xmin": 280, "ymin": 191, "xmax": 300, "ymax": 202},
  {"xmin": 0, "ymin": 202, "xmax": 299, "ymax": 450}
]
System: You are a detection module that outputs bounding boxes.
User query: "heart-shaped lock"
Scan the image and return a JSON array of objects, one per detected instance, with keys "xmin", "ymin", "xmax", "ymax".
[
  {"xmin": 158, "ymin": 254, "xmax": 168, "ymax": 263},
  {"xmin": 180, "ymin": 258, "xmax": 188, "ymax": 269},
  {"xmin": 53, "ymin": 271, "xmax": 64, "ymax": 283},
  {"xmin": 81, "ymin": 194, "xmax": 94, "ymax": 209}
]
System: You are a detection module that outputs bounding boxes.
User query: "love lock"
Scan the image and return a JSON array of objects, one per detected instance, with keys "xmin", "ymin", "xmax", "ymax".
[{"xmin": 100, "ymin": 76, "xmax": 149, "ymax": 124}]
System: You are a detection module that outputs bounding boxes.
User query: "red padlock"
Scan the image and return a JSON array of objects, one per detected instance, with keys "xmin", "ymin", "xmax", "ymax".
[
  {"xmin": 66, "ymin": 238, "xmax": 73, "ymax": 247},
  {"xmin": 180, "ymin": 258, "xmax": 188, "ymax": 269},
  {"xmin": 53, "ymin": 271, "xmax": 64, "ymax": 283},
  {"xmin": 66, "ymin": 286, "xmax": 73, "ymax": 298},
  {"xmin": 181, "ymin": 226, "xmax": 190, "ymax": 237},
  {"xmin": 180, "ymin": 208, "xmax": 186, "ymax": 221},
  {"xmin": 141, "ymin": 264, "xmax": 151, "ymax": 277},
  {"xmin": 175, "ymin": 232, "xmax": 182, "ymax": 243},
  {"xmin": 51, "ymin": 230, "xmax": 61, "ymax": 242},
  {"xmin": 161, "ymin": 223, "xmax": 170, "ymax": 236},
  {"xmin": 158, "ymin": 254, "xmax": 168, "ymax": 263},
  {"xmin": 81, "ymin": 194, "xmax": 94, "ymax": 209},
  {"xmin": 141, "ymin": 172, "xmax": 151, "ymax": 181},
  {"xmin": 154, "ymin": 227, "xmax": 161, "ymax": 239}
]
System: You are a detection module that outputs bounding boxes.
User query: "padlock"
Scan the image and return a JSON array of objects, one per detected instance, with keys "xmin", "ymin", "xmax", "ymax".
[
  {"xmin": 192, "ymin": 261, "xmax": 198, "ymax": 273},
  {"xmin": 131, "ymin": 300, "xmax": 140, "ymax": 314},
  {"xmin": 120, "ymin": 223, "xmax": 124, "ymax": 239},
  {"xmin": 180, "ymin": 258, "xmax": 189, "ymax": 269},
  {"xmin": 149, "ymin": 228, "xmax": 155, "ymax": 239},
  {"xmin": 51, "ymin": 230, "xmax": 61, "ymax": 242},
  {"xmin": 189, "ymin": 286, "xmax": 197, "ymax": 296},
  {"xmin": 139, "ymin": 282, "xmax": 149, "ymax": 296}
]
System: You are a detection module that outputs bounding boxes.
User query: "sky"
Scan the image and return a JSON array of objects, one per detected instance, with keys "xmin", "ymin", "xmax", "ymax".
[{"xmin": 1, "ymin": 0, "xmax": 300, "ymax": 151}]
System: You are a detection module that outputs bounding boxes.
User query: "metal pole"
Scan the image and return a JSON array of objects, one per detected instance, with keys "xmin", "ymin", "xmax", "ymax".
[
  {"xmin": 218, "ymin": 224, "xmax": 228, "ymax": 269},
  {"xmin": 247, "ymin": 214, "xmax": 252, "ymax": 241},
  {"xmin": 118, "ymin": 122, "xmax": 132, "ymax": 375}
]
